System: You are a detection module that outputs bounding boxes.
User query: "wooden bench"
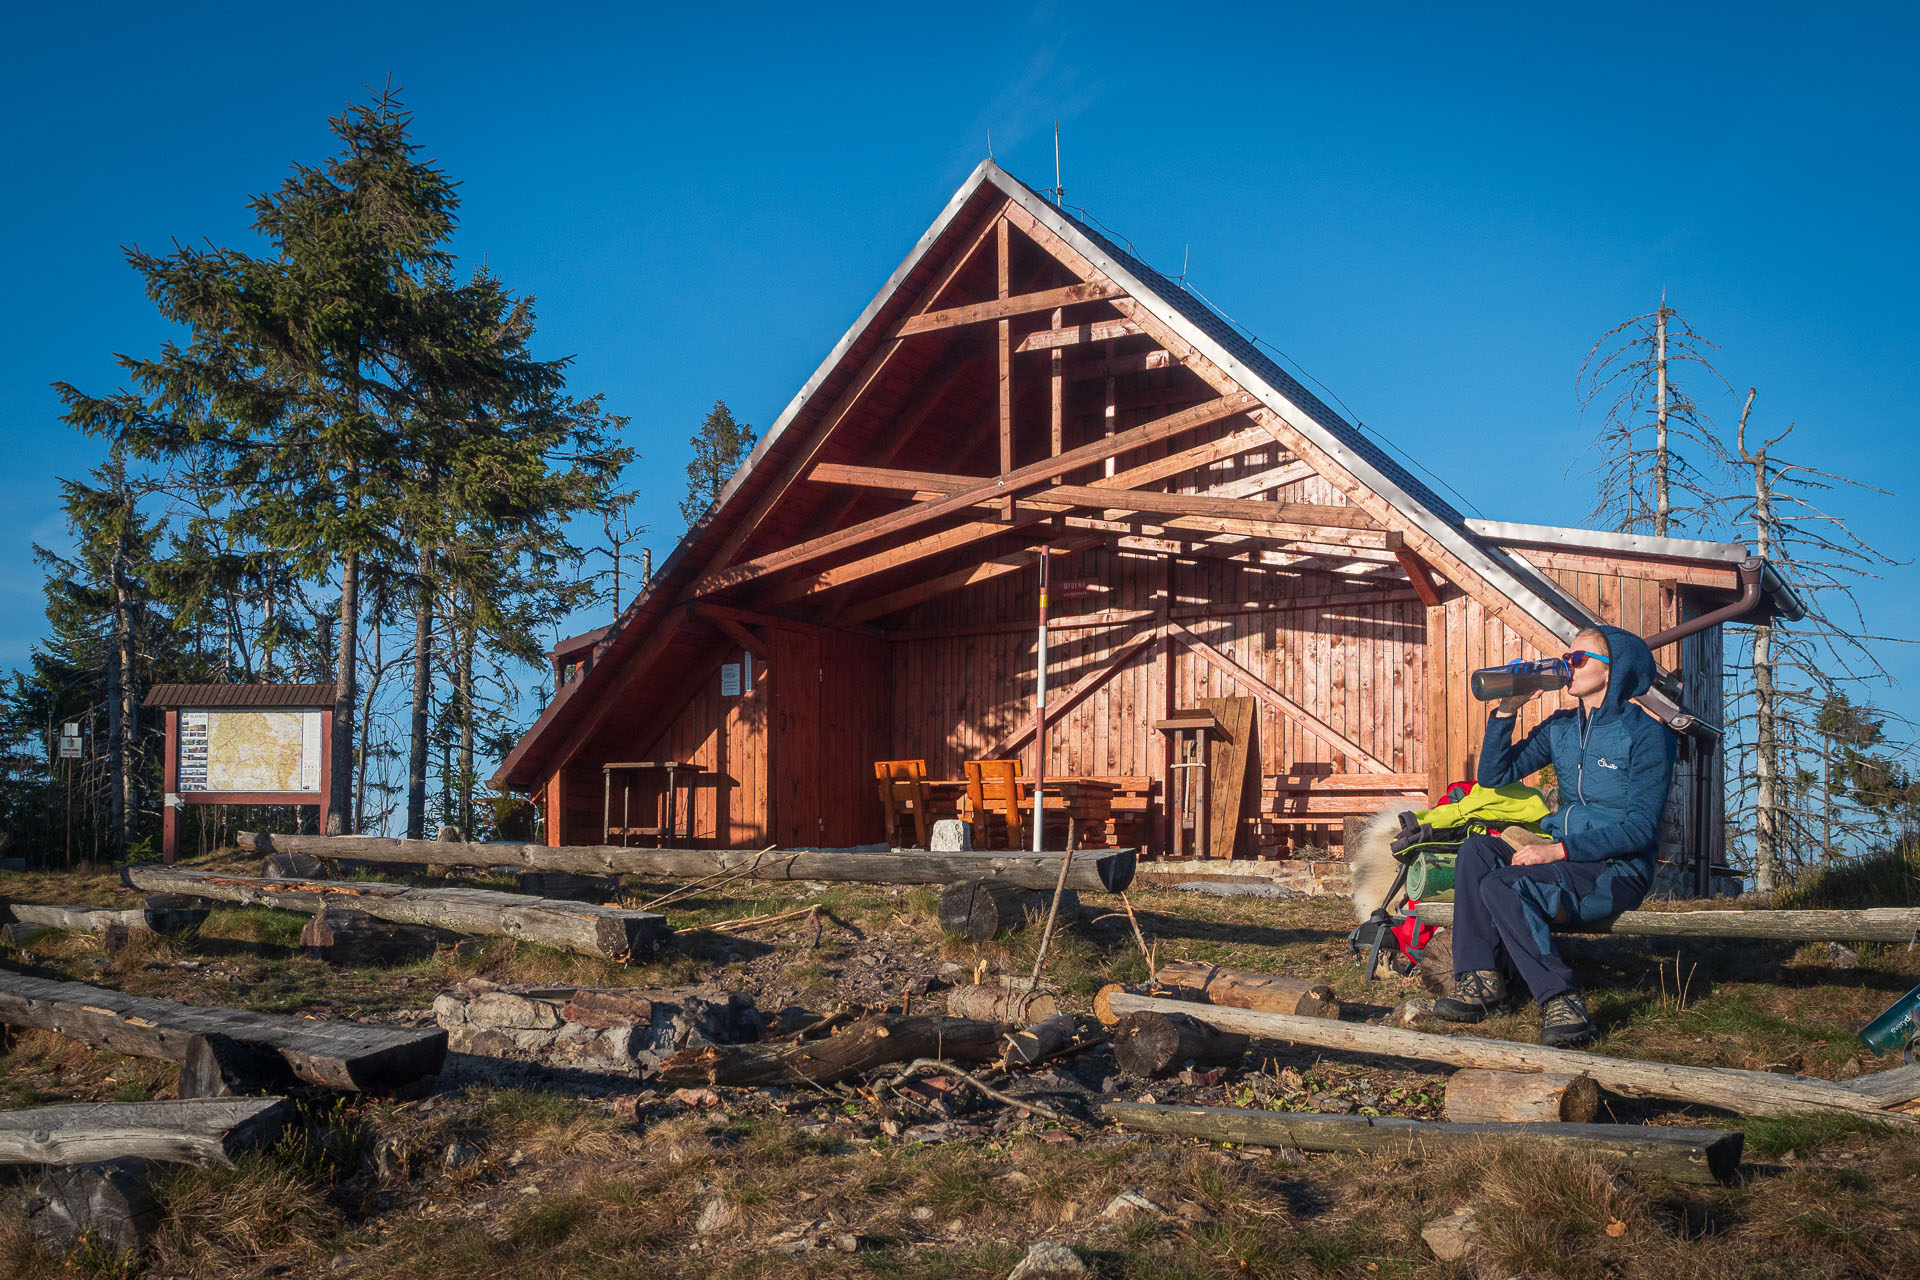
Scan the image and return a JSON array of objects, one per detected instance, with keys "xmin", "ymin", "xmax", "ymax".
[{"xmin": 1263, "ymin": 770, "xmax": 1429, "ymax": 854}]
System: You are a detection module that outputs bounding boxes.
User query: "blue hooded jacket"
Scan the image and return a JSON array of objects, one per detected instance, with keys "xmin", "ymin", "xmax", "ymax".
[{"xmin": 1477, "ymin": 625, "xmax": 1678, "ymax": 884}]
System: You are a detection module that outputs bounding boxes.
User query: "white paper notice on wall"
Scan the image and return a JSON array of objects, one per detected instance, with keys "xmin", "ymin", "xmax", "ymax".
[
  {"xmin": 300, "ymin": 712, "xmax": 323, "ymax": 791},
  {"xmin": 720, "ymin": 663, "xmax": 741, "ymax": 697}
]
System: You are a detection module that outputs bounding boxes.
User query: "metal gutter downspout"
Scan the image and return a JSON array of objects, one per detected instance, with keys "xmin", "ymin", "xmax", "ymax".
[{"xmin": 1644, "ymin": 558, "xmax": 1765, "ymax": 650}]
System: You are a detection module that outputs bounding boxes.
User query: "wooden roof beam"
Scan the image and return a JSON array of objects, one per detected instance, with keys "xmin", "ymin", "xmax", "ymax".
[
  {"xmin": 1016, "ymin": 318, "xmax": 1144, "ymax": 351},
  {"xmin": 690, "ymin": 393, "xmax": 1257, "ymax": 598},
  {"xmin": 840, "ymin": 534, "xmax": 1106, "ymax": 625},
  {"xmin": 896, "ymin": 281, "xmax": 1125, "ymax": 336}
]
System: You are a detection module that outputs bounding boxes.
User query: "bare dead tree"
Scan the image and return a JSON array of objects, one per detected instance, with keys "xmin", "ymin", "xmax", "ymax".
[
  {"xmin": 1577, "ymin": 296, "xmax": 1730, "ymax": 536},
  {"xmin": 1718, "ymin": 388, "xmax": 1907, "ymax": 890}
]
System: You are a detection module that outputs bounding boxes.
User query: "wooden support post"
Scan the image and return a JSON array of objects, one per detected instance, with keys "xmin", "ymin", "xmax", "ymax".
[
  {"xmin": 1426, "ymin": 603, "xmax": 1450, "ymax": 805},
  {"xmin": 162, "ymin": 708, "xmax": 179, "ymax": 865},
  {"xmin": 998, "ymin": 216, "xmax": 1014, "ymax": 519},
  {"xmin": 1049, "ymin": 305, "xmax": 1064, "ymax": 460},
  {"xmin": 316, "ymin": 707, "xmax": 333, "ymax": 838}
]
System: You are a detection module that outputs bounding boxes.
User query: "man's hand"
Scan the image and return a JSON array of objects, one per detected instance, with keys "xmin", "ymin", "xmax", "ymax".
[
  {"xmin": 1511, "ymin": 842, "xmax": 1567, "ymax": 866},
  {"xmin": 1494, "ymin": 688, "xmax": 1542, "ymax": 718}
]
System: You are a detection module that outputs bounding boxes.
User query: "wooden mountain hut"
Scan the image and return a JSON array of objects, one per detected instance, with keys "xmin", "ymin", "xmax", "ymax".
[{"xmin": 492, "ymin": 161, "xmax": 1799, "ymax": 894}]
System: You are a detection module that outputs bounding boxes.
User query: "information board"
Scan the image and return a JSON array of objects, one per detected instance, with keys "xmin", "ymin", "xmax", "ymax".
[{"xmin": 178, "ymin": 709, "xmax": 323, "ymax": 793}]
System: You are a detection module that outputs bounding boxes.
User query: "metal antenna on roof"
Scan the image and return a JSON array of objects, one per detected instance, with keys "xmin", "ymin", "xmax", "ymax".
[
  {"xmin": 1051, "ymin": 122, "xmax": 1064, "ymax": 204},
  {"xmin": 987, "ymin": 129, "xmax": 994, "ymax": 159}
]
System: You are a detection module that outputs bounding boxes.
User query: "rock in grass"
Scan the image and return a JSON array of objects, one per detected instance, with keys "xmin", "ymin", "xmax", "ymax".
[
  {"xmin": 1421, "ymin": 1206, "xmax": 1484, "ymax": 1262},
  {"xmin": 694, "ymin": 1196, "xmax": 736, "ymax": 1234},
  {"xmin": 1007, "ymin": 1240, "xmax": 1087, "ymax": 1280}
]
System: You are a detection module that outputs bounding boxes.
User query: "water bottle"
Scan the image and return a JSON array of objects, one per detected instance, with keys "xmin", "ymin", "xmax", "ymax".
[
  {"xmin": 1859, "ymin": 982, "xmax": 1920, "ymax": 1056},
  {"xmin": 1470, "ymin": 658, "xmax": 1571, "ymax": 702}
]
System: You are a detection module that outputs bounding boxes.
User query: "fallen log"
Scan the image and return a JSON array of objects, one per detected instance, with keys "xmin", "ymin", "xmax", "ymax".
[
  {"xmin": 180, "ymin": 1032, "xmax": 297, "ymax": 1098},
  {"xmin": 1002, "ymin": 1014, "xmax": 1082, "ymax": 1067},
  {"xmin": 654, "ymin": 1013, "xmax": 1003, "ymax": 1086},
  {"xmin": 1103, "ymin": 993, "xmax": 1919, "ymax": 1124},
  {"xmin": 126, "ymin": 863, "xmax": 668, "ymax": 961},
  {"xmin": 24, "ymin": 1158, "xmax": 159, "ymax": 1255},
  {"xmin": 1413, "ymin": 901, "xmax": 1920, "ymax": 944},
  {"xmin": 1101, "ymin": 1102, "xmax": 1744, "ymax": 1186},
  {"xmin": 1113, "ymin": 1011, "xmax": 1248, "ymax": 1078},
  {"xmin": 3, "ymin": 898, "xmax": 208, "ymax": 936},
  {"xmin": 236, "ymin": 830, "xmax": 1135, "ymax": 893},
  {"xmin": 939, "ymin": 881, "xmax": 1080, "ymax": 940},
  {"xmin": 947, "ymin": 984, "xmax": 1058, "ymax": 1023},
  {"xmin": 1444, "ymin": 1068, "xmax": 1599, "ymax": 1124},
  {"xmin": 0, "ymin": 970, "xmax": 446, "ymax": 1093},
  {"xmin": 1152, "ymin": 960, "xmax": 1341, "ymax": 1020},
  {"xmin": 0, "ymin": 1097, "xmax": 292, "ymax": 1167},
  {"xmin": 1092, "ymin": 982, "xmax": 1204, "ymax": 1026},
  {"xmin": 1846, "ymin": 1064, "xmax": 1920, "ymax": 1107}
]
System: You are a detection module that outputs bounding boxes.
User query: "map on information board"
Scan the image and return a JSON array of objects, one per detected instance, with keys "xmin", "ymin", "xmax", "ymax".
[{"xmin": 179, "ymin": 710, "xmax": 322, "ymax": 793}]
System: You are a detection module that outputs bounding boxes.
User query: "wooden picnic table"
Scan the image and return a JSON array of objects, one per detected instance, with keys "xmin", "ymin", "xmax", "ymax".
[
  {"xmin": 926, "ymin": 776, "xmax": 1119, "ymax": 850},
  {"xmin": 603, "ymin": 761, "xmax": 703, "ymax": 847}
]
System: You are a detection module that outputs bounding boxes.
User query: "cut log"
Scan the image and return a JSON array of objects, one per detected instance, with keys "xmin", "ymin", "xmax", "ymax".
[
  {"xmin": 1002, "ymin": 1014, "xmax": 1081, "ymax": 1066},
  {"xmin": 2, "ymin": 900, "xmax": 208, "ymax": 936},
  {"xmin": 1413, "ymin": 902, "xmax": 1920, "ymax": 944},
  {"xmin": 1112, "ymin": 1011, "xmax": 1249, "ymax": 1078},
  {"xmin": 1101, "ymin": 1102, "xmax": 1744, "ymax": 1186},
  {"xmin": 1092, "ymin": 982, "xmax": 1204, "ymax": 1026},
  {"xmin": 126, "ymin": 863, "xmax": 668, "ymax": 961},
  {"xmin": 1152, "ymin": 960, "xmax": 1340, "ymax": 1019},
  {"xmin": 299, "ymin": 908, "xmax": 449, "ymax": 964},
  {"xmin": 0, "ymin": 970, "xmax": 446, "ymax": 1093},
  {"xmin": 654, "ymin": 1013, "xmax": 1004, "ymax": 1086},
  {"xmin": 24, "ymin": 1158, "xmax": 160, "ymax": 1255},
  {"xmin": 939, "ymin": 881, "xmax": 1079, "ymax": 940},
  {"xmin": 1103, "ymin": 992, "xmax": 1920, "ymax": 1124},
  {"xmin": 1444, "ymin": 1069, "xmax": 1600, "ymax": 1124},
  {"xmin": 947, "ymin": 984, "xmax": 1058, "ymax": 1023},
  {"xmin": 0, "ymin": 1097, "xmax": 292, "ymax": 1166},
  {"xmin": 236, "ymin": 830, "xmax": 1135, "ymax": 893}
]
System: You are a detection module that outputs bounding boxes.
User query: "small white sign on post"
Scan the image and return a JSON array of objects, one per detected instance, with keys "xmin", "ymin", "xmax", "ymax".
[
  {"xmin": 59, "ymin": 736, "xmax": 82, "ymax": 759},
  {"xmin": 63, "ymin": 722, "xmax": 80, "ymax": 737},
  {"xmin": 720, "ymin": 663, "xmax": 742, "ymax": 697}
]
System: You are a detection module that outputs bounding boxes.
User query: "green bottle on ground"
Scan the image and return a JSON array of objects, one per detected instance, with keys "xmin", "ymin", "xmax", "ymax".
[{"xmin": 1859, "ymin": 982, "xmax": 1920, "ymax": 1056}]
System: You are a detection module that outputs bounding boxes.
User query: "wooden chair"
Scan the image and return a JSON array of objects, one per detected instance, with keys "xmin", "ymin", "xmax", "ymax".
[
  {"xmin": 873, "ymin": 759, "xmax": 931, "ymax": 848},
  {"xmin": 964, "ymin": 759, "xmax": 1025, "ymax": 850}
]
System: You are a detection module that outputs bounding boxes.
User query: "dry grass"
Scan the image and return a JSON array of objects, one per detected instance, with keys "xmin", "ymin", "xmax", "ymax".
[{"xmin": 8, "ymin": 858, "xmax": 1920, "ymax": 1277}]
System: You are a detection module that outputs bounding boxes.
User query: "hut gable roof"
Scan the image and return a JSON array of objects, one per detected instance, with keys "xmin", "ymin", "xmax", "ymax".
[{"xmin": 495, "ymin": 161, "xmax": 1711, "ymax": 790}]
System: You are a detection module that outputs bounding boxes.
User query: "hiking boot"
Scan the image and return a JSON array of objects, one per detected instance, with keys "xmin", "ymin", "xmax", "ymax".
[
  {"xmin": 1433, "ymin": 970, "xmax": 1510, "ymax": 1023},
  {"xmin": 1539, "ymin": 991, "xmax": 1598, "ymax": 1048}
]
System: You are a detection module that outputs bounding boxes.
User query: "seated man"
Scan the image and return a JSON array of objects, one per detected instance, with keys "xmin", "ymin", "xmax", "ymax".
[{"xmin": 1433, "ymin": 625, "xmax": 1677, "ymax": 1047}]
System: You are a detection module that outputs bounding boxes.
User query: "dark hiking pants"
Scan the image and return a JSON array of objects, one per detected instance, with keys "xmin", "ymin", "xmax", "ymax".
[{"xmin": 1449, "ymin": 833, "xmax": 1648, "ymax": 1004}]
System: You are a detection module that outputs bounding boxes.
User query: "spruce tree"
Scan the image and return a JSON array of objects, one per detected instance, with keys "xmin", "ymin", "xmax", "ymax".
[
  {"xmin": 680, "ymin": 399, "xmax": 756, "ymax": 526},
  {"xmin": 57, "ymin": 89, "xmax": 458, "ymax": 833}
]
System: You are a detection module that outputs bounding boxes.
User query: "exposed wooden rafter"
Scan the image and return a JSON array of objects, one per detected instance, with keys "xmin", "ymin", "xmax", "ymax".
[
  {"xmin": 1394, "ymin": 546, "xmax": 1445, "ymax": 608},
  {"xmin": 895, "ymin": 281, "xmax": 1125, "ymax": 336},
  {"xmin": 1016, "ymin": 318, "xmax": 1144, "ymax": 352},
  {"xmin": 689, "ymin": 393, "xmax": 1257, "ymax": 598}
]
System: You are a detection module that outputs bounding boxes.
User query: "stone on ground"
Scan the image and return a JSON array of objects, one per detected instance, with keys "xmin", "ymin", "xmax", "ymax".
[
  {"xmin": 1421, "ymin": 1206, "xmax": 1485, "ymax": 1262},
  {"xmin": 1007, "ymin": 1240, "xmax": 1087, "ymax": 1280}
]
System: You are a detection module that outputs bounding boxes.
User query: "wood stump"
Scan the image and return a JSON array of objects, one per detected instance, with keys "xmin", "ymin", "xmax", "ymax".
[
  {"xmin": 1152, "ymin": 960, "xmax": 1340, "ymax": 1019},
  {"xmin": 263, "ymin": 850, "xmax": 324, "ymax": 879},
  {"xmin": 300, "ymin": 909, "xmax": 446, "ymax": 964},
  {"xmin": 947, "ymin": 984, "xmax": 1058, "ymax": 1023},
  {"xmin": 1444, "ymin": 1069, "xmax": 1600, "ymax": 1124},
  {"xmin": 24, "ymin": 1159, "xmax": 160, "ymax": 1256},
  {"xmin": 180, "ymin": 1032, "xmax": 297, "ymax": 1099},
  {"xmin": 939, "ymin": 881, "xmax": 1078, "ymax": 941},
  {"xmin": 1112, "ymin": 1011, "xmax": 1248, "ymax": 1078}
]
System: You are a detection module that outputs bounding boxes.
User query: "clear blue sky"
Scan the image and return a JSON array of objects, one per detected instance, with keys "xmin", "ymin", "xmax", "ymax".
[{"xmin": 4, "ymin": 2, "xmax": 1915, "ymax": 742}]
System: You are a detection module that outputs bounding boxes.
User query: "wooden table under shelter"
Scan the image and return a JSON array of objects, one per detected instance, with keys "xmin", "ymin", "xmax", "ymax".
[{"xmin": 602, "ymin": 760, "xmax": 703, "ymax": 847}]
